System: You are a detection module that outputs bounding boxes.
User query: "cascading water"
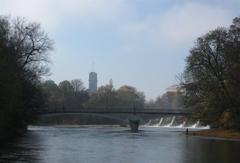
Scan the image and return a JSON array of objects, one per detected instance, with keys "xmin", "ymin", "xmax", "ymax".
[
  {"xmin": 143, "ymin": 117, "xmax": 209, "ymax": 129},
  {"xmin": 151, "ymin": 118, "xmax": 163, "ymax": 127},
  {"xmin": 143, "ymin": 118, "xmax": 163, "ymax": 127},
  {"xmin": 190, "ymin": 121, "xmax": 200, "ymax": 128},
  {"xmin": 164, "ymin": 116, "xmax": 176, "ymax": 127},
  {"xmin": 176, "ymin": 121, "xmax": 186, "ymax": 128},
  {"xmin": 158, "ymin": 117, "xmax": 163, "ymax": 126},
  {"xmin": 170, "ymin": 116, "xmax": 176, "ymax": 126},
  {"xmin": 189, "ymin": 121, "xmax": 210, "ymax": 129},
  {"xmin": 144, "ymin": 120, "xmax": 152, "ymax": 126}
]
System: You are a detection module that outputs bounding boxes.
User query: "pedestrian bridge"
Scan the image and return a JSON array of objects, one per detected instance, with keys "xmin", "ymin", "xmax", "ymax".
[
  {"xmin": 38, "ymin": 107, "xmax": 189, "ymax": 115},
  {"xmin": 35, "ymin": 108, "xmax": 190, "ymax": 125}
]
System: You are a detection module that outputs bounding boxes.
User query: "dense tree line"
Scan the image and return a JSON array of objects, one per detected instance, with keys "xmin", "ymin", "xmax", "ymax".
[
  {"xmin": 41, "ymin": 79, "xmax": 145, "ymax": 111},
  {"xmin": 84, "ymin": 83, "xmax": 145, "ymax": 110},
  {"xmin": 145, "ymin": 89, "xmax": 184, "ymax": 110},
  {"xmin": 0, "ymin": 16, "xmax": 53, "ymax": 140},
  {"xmin": 181, "ymin": 17, "xmax": 240, "ymax": 129},
  {"xmin": 41, "ymin": 79, "xmax": 89, "ymax": 111},
  {"xmin": 42, "ymin": 78, "xmax": 186, "ymax": 112}
]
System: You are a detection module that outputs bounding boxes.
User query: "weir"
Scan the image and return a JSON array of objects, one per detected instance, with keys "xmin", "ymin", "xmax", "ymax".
[
  {"xmin": 158, "ymin": 117, "xmax": 163, "ymax": 126},
  {"xmin": 165, "ymin": 116, "xmax": 176, "ymax": 127},
  {"xmin": 143, "ymin": 116, "xmax": 209, "ymax": 129}
]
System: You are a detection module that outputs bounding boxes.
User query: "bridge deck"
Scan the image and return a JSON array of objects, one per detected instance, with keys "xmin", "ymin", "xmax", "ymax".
[{"xmin": 37, "ymin": 108, "xmax": 190, "ymax": 115}]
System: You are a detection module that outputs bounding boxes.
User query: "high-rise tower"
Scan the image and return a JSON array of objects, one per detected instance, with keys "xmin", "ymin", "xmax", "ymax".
[{"xmin": 88, "ymin": 72, "xmax": 97, "ymax": 93}]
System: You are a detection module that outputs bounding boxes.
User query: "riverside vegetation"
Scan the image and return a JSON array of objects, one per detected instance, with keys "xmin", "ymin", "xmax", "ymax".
[
  {"xmin": 0, "ymin": 16, "xmax": 53, "ymax": 141},
  {"xmin": 181, "ymin": 17, "xmax": 240, "ymax": 130}
]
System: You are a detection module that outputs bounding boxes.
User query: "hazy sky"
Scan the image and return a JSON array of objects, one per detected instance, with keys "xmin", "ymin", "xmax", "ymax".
[{"xmin": 1, "ymin": 0, "xmax": 240, "ymax": 100}]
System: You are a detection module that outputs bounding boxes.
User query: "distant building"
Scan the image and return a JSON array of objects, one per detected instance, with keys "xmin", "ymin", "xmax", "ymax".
[
  {"xmin": 165, "ymin": 85, "xmax": 180, "ymax": 92},
  {"xmin": 88, "ymin": 72, "xmax": 97, "ymax": 93},
  {"xmin": 166, "ymin": 84, "xmax": 185, "ymax": 94},
  {"xmin": 161, "ymin": 84, "xmax": 184, "ymax": 110}
]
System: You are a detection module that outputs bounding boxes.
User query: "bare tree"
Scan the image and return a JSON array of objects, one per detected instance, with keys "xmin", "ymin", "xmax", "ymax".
[
  {"xmin": 71, "ymin": 79, "xmax": 85, "ymax": 92},
  {"xmin": 11, "ymin": 17, "xmax": 53, "ymax": 79},
  {"xmin": 0, "ymin": 15, "xmax": 53, "ymax": 138}
]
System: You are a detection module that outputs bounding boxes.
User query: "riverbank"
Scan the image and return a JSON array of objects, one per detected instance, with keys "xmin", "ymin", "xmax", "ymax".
[
  {"xmin": 0, "ymin": 125, "xmax": 27, "ymax": 146},
  {"xmin": 189, "ymin": 129, "xmax": 240, "ymax": 140}
]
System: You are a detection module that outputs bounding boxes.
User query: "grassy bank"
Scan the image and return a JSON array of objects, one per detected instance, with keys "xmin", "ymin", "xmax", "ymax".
[{"xmin": 189, "ymin": 129, "xmax": 240, "ymax": 140}]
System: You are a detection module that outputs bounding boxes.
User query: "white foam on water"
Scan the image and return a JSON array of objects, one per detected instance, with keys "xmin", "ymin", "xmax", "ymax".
[
  {"xmin": 143, "ymin": 117, "xmax": 210, "ymax": 129},
  {"xmin": 157, "ymin": 117, "xmax": 163, "ymax": 126},
  {"xmin": 189, "ymin": 121, "xmax": 200, "ymax": 128},
  {"xmin": 175, "ymin": 121, "xmax": 186, "ymax": 128},
  {"xmin": 144, "ymin": 120, "xmax": 152, "ymax": 126},
  {"xmin": 151, "ymin": 118, "xmax": 162, "ymax": 127},
  {"xmin": 162, "ymin": 116, "xmax": 176, "ymax": 127}
]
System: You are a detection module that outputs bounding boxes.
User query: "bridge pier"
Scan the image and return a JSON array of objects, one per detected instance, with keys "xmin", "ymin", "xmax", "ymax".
[
  {"xmin": 129, "ymin": 113, "xmax": 140, "ymax": 132},
  {"xmin": 129, "ymin": 119, "xmax": 140, "ymax": 132}
]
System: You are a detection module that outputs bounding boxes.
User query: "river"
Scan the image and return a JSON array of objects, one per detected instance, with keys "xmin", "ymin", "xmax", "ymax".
[{"xmin": 0, "ymin": 126, "xmax": 240, "ymax": 163}]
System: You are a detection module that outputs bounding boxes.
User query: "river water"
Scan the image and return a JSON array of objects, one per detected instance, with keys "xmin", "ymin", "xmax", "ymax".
[{"xmin": 0, "ymin": 126, "xmax": 240, "ymax": 163}]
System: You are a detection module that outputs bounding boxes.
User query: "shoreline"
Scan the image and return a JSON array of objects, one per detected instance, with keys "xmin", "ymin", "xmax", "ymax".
[{"xmin": 188, "ymin": 129, "xmax": 240, "ymax": 141}]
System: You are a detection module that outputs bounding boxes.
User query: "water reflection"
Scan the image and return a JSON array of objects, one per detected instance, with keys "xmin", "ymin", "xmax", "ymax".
[
  {"xmin": 182, "ymin": 136, "xmax": 240, "ymax": 163},
  {"xmin": 0, "ymin": 126, "xmax": 240, "ymax": 163},
  {"xmin": 0, "ymin": 132, "xmax": 43, "ymax": 163}
]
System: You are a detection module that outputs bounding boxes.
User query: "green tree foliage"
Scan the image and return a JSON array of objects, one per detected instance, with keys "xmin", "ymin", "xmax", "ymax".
[
  {"xmin": 41, "ymin": 79, "xmax": 89, "ymax": 111},
  {"xmin": 85, "ymin": 84, "xmax": 145, "ymax": 110},
  {"xmin": 0, "ymin": 16, "xmax": 53, "ymax": 139},
  {"xmin": 84, "ymin": 83, "xmax": 116, "ymax": 109},
  {"xmin": 116, "ymin": 85, "xmax": 145, "ymax": 108},
  {"xmin": 41, "ymin": 79, "xmax": 144, "ymax": 111},
  {"xmin": 41, "ymin": 80, "xmax": 64, "ymax": 111},
  {"xmin": 145, "ymin": 89, "xmax": 184, "ymax": 110},
  {"xmin": 158, "ymin": 91, "xmax": 183, "ymax": 109},
  {"xmin": 182, "ymin": 17, "xmax": 240, "ymax": 129}
]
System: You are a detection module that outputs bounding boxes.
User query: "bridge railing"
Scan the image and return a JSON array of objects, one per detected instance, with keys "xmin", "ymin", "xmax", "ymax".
[{"xmin": 36, "ymin": 107, "xmax": 190, "ymax": 115}]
